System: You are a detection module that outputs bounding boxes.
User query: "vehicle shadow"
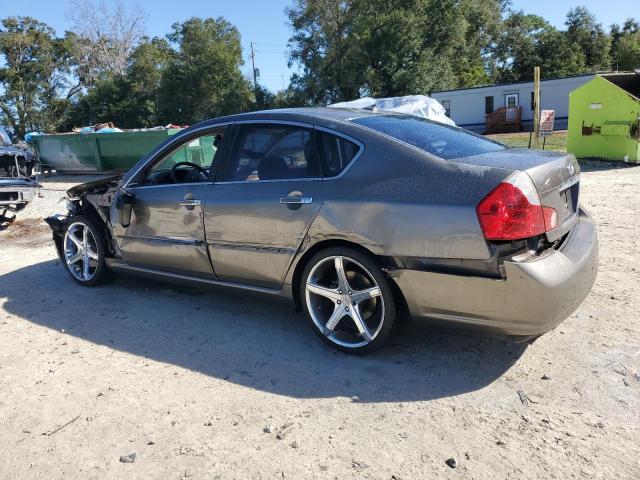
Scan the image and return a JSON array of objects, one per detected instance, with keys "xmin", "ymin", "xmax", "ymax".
[
  {"xmin": 578, "ymin": 159, "xmax": 640, "ymax": 172},
  {"xmin": 1, "ymin": 259, "xmax": 527, "ymax": 403}
]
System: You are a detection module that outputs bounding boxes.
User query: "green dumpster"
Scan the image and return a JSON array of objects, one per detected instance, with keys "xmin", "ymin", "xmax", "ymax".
[
  {"xmin": 567, "ymin": 73, "xmax": 640, "ymax": 162},
  {"xmin": 31, "ymin": 129, "xmax": 183, "ymax": 173}
]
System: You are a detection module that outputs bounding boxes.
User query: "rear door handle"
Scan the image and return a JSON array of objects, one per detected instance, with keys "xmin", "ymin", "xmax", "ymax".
[{"xmin": 280, "ymin": 197, "xmax": 312, "ymax": 205}]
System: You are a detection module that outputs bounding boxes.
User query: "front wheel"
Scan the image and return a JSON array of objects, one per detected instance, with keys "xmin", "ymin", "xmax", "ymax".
[
  {"xmin": 300, "ymin": 247, "xmax": 396, "ymax": 354},
  {"xmin": 61, "ymin": 214, "xmax": 109, "ymax": 286}
]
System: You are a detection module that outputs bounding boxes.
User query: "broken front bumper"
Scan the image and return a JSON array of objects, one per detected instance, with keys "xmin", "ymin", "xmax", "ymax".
[
  {"xmin": 393, "ymin": 208, "xmax": 599, "ymax": 337},
  {"xmin": 0, "ymin": 177, "xmax": 40, "ymax": 210}
]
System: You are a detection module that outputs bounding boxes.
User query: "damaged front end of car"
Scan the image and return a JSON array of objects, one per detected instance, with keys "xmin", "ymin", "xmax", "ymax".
[
  {"xmin": 0, "ymin": 141, "xmax": 42, "ymax": 225},
  {"xmin": 45, "ymin": 175, "xmax": 122, "ymax": 263},
  {"xmin": 0, "ymin": 176, "xmax": 42, "ymax": 225}
]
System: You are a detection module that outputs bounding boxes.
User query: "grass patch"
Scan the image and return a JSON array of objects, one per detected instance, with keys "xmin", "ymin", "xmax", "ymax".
[{"xmin": 486, "ymin": 130, "xmax": 567, "ymax": 152}]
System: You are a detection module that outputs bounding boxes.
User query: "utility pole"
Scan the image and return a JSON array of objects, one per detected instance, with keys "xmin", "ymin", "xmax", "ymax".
[
  {"xmin": 281, "ymin": 74, "xmax": 285, "ymax": 92},
  {"xmin": 533, "ymin": 66, "xmax": 541, "ymax": 149},
  {"xmin": 250, "ymin": 42, "xmax": 258, "ymax": 93}
]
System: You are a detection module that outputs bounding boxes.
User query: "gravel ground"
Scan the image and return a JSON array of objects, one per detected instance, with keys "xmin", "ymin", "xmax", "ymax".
[{"xmin": 1, "ymin": 164, "xmax": 639, "ymax": 479}]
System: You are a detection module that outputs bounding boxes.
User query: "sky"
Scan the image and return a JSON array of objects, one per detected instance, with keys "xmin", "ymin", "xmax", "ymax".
[{"xmin": 3, "ymin": 0, "xmax": 638, "ymax": 92}]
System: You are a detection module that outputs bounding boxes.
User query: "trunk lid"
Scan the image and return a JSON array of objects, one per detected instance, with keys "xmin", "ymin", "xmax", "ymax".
[{"xmin": 452, "ymin": 148, "xmax": 581, "ymax": 242}]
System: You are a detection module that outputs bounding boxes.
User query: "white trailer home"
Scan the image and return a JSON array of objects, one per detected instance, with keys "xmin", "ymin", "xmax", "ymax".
[{"xmin": 431, "ymin": 74, "xmax": 595, "ymax": 133}]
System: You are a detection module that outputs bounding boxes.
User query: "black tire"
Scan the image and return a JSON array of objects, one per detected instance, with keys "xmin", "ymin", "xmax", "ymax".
[
  {"xmin": 60, "ymin": 214, "xmax": 110, "ymax": 287},
  {"xmin": 300, "ymin": 246, "xmax": 396, "ymax": 354}
]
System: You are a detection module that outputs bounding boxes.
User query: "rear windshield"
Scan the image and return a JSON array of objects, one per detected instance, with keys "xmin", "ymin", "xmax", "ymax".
[{"xmin": 352, "ymin": 115, "xmax": 506, "ymax": 160}]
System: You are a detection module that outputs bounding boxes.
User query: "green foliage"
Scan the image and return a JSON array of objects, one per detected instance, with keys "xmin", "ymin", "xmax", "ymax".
[
  {"xmin": 67, "ymin": 38, "xmax": 173, "ymax": 129},
  {"xmin": 611, "ymin": 20, "xmax": 640, "ymax": 71},
  {"xmin": 614, "ymin": 33, "xmax": 640, "ymax": 71},
  {"xmin": 286, "ymin": 0, "xmax": 505, "ymax": 103},
  {"xmin": 492, "ymin": 8, "xmax": 614, "ymax": 83},
  {"xmin": 1, "ymin": 6, "xmax": 639, "ymax": 134},
  {"xmin": 493, "ymin": 12, "xmax": 587, "ymax": 82},
  {"xmin": 286, "ymin": 2, "xmax": 633, "ymax": 101},
  {"xmin": 0, "ymin": 17, "xmax": 75, "ymax": 136},
  {"xmin": 157, "ymin": 17, "xmax": 252, "ymax": 125},
  {"xmin": 565, "ymin": 7, "xmax": 611, "ymax": 72},
  {"xmin": 67, "ymin": 17, "xmax": 253, "ymax": 129}
]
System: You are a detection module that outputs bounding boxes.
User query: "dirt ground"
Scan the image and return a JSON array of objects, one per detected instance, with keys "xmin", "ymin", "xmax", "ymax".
[{"xmin": 1, "ymin": 164, "xmax": 639, "ymax": 480}]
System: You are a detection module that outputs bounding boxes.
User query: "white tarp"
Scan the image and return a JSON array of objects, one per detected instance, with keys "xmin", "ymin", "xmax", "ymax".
[{"xmin": 329, "ymin": 95, "xmax": 456, "ymax": 126}]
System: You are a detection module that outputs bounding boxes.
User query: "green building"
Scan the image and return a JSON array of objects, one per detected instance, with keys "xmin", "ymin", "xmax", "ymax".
[{"xmin": 567, "ymin": 72, "xmax": 640, "ymax": 162}]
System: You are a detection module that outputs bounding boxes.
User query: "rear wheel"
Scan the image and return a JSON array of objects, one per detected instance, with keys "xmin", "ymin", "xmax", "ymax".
[
  {"xmin": 300, "ymin": 247, "xmax": 396, "ymax": 354},
  {"xmin": 62, "ymin": 215, "xmax": 109, "ymax": 286}
]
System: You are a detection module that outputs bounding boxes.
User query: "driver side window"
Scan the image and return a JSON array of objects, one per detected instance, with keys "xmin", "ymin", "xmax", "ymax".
[{"xmin": 143, "ymin": 129, "xmax": 225, "ymax": 185}]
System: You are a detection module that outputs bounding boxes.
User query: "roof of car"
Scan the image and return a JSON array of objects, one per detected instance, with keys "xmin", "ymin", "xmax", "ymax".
[{"xmin": 196, "ymin": 107, "xmax": 382, "ymax": 128}]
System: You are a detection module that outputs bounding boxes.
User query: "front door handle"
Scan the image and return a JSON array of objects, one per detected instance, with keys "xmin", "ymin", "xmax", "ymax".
[
  {"xmin": 179, "ymin": 199, "xmax": 202, "ymax": 207},
  {"xmin": 179, "ymin": 193, "xmax": 201, "ymax": 210},
  {"xmin": 280, "ymin": 193, "xmax": 312, "ymax": 211}
]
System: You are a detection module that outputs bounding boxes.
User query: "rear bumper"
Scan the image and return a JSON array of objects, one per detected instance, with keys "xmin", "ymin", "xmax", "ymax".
[{"xmin": 393, "ymin": 208, "xmax": 598, "ymax": 336}]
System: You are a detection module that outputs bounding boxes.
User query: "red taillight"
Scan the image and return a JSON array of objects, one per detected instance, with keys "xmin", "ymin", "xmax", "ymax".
[{"xmin": 476, "ymin": 172, "xmax": 558, "ymax": 241}]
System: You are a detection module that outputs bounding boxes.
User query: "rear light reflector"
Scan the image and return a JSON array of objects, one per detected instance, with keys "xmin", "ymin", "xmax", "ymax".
[
  {"xmin": 543, "ymin": 206, "xmax": 559, "ymax": 231},
  {"xmin": 476, "ymin": 172, "xmax": 557, "ymax": 241}
]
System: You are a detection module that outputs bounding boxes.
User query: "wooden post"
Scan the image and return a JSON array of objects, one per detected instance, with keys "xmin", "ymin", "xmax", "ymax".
[
  {"xmin": 250, "ymin": 41, "xmax": 258, "ymax": 94},
  {"xmin": 533, "ymin": 66, "xmax": 541, "ymax": 149}
]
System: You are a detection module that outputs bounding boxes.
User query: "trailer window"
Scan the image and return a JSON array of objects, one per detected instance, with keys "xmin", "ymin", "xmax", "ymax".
[{"xmin": 485, "ymin": 96, "xmax": 494, "ymax": 114}]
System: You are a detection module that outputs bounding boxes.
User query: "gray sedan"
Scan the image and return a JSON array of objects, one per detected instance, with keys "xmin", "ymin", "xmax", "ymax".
[{"xmin": 46, "ymin": 108, "xmax": 598, "ymax": 354}]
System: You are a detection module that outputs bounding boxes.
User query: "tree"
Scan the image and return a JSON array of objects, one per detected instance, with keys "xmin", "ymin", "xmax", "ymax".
[
  {"xmin": 286, "ymin": 0, "xmax": 507, "ymax": 104},
  {"xmin": 0, "ymin": 17, "xmax": 76, "ymax": 136},
  {"xmin": 611, "ymin": 19, "xmax": 640, "ymax": 70},
  {"xmin": 565, "ymin": 7, "xmax": 611, "ymax": 72},
  {"xmin": 157, "ymin": 17, "xmax": 252, "ymax": 124},
  {"xmin": 69, "ymin": 0, "xmax": 146, "ymax": 86},
  {"xmin": 492, "ymin": 11, "xmax": 585, "ymax": 82},
  {"xmin": 67, "ymin": 37, "xmax": 173, "ymax": 129},
  {"xmin": 286, "ymin": 0, "xmax": 362, "ymax": 104},
  {"xmin": 614, "ymin": 32, "xmax": 640, "ymax": 71}
]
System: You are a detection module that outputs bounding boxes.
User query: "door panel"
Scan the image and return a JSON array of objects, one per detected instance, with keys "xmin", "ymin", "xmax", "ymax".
[
  {"xmin": 204, "ymin": 180, "xmax": 322, "ymax": 288},
  {"xmin": 116, "ymin": 183, "xmax": 214, "ymax": 278}
]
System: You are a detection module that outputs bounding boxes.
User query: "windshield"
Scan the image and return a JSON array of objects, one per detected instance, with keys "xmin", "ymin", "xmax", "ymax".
[{"xmin": 352, "ymin": 115, "xmax": 506, "ymax": 160}]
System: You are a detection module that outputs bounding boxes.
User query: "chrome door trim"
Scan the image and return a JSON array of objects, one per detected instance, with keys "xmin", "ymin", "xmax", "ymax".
[
  {"xmin": 130, "ymin": 181, "xmax": 214, "ymax": 190},
  {"xmin": 213, "ymin": 177, "xmax": 323, "ymax": 186}
]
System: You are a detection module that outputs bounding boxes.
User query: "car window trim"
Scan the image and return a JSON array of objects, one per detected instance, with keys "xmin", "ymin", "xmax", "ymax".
[
  {"xmin": 218, "ymin": 121, "xmax": 321, "ymax": 184},
  {"xmin": 123, "ymin": 122, "xmax": 233, "ymax": 189},
  {"xmin": 124, "ymin": 119, "xmax": 366, "ymax": 188},
  {"xmin": 313, "ymin": 125, "xmax": 364, "ymax": 181},
  {"xmin": 215, "ymin": 120, "xmax": 365, "ymax": 184}
]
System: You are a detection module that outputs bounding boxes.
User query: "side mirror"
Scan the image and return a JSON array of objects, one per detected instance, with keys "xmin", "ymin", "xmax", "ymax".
[{"xmin": 114, "ymin": 187, "xmax": 135, "ymax": 227}]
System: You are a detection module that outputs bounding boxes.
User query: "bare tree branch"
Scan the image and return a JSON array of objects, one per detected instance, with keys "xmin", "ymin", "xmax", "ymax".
[{"xmin": 69, "ymin": 0, "xmax": 146, "ymax": 79}]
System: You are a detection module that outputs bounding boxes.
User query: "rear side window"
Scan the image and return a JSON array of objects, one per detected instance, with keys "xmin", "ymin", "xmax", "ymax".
[
  {"xmin": 352, "ymin": 115, "xmax": 505, "ymax": 160},
  {"xmin": 317, "ymin": 131, "xmax": 360, "ymax": 177},
  {"xmin": 224, "ymin": 125, "xmax": 321, "ymax": 181}
]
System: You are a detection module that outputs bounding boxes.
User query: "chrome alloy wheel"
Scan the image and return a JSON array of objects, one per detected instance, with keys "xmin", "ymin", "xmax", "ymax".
[
  {"xmin": 305, "ymin": 255, "xmax": 385, "ymax": 348},
  {"xmin": 63, "ymin": 222, "xmax": 100, "ymax": 282}
]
